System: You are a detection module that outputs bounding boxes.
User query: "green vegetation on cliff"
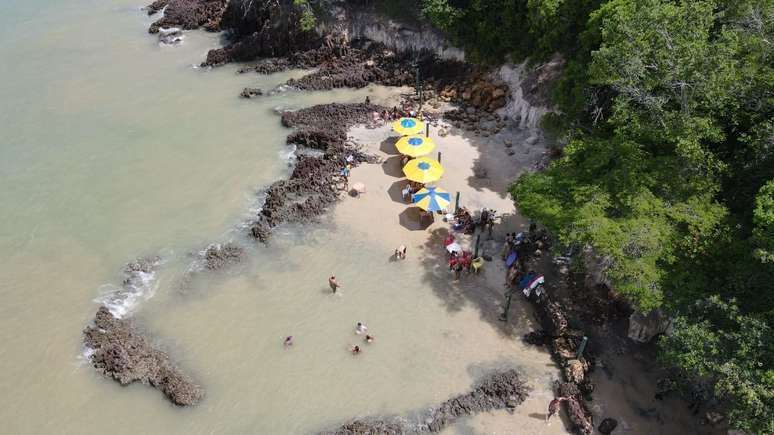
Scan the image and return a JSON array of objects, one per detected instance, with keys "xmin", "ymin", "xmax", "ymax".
[{"xmin": 423, "ymin": 0, "xmax": 773, "ymax": 432}]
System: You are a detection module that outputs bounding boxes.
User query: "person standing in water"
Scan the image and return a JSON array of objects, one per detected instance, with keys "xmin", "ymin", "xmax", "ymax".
[{"xmin": 329, "ymin": 275, "xmax": 341, "ymax": 293}]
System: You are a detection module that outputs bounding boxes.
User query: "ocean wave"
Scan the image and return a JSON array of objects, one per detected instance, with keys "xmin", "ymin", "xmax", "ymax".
[{"xmin": 93, "ymin": 257, "xmax": 161, "ymax": 318}]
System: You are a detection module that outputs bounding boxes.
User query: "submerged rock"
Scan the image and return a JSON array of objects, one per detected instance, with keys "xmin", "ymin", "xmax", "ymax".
[
  {"xmin": 239, "ymin": 87, "xmax": 263, "ymax": 98},
  {"xmin": 83, "ymin": 306, "xmax": 203, "ymax": 406},
  {"xmin": 203, "ymin": 242, "xmax": 245, "ymax": 271},
  {"xmin": 321, "ymin": 369, "xmax": 529, "ymax": 434}
]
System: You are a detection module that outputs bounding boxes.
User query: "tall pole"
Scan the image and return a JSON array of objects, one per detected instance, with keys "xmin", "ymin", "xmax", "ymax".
[
  {"xmin": 437, "ymin": 152, "xmax": 442, "ymax": 164},
  {"xmin": 576, "ymin": 336, "xmax": 589, "ymax": 358},
  {"xmin": 474, "ymin": 234, "xmax": 481, "ymax": 258},
  {"xmin": 455, "ymin": 192, "xmax": 460, "ymax": 212}
]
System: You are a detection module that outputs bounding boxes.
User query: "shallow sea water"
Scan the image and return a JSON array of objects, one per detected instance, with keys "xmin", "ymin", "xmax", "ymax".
[{"xmin": 0, "ymin": 2, "xmax": 563, "ymax": 434}]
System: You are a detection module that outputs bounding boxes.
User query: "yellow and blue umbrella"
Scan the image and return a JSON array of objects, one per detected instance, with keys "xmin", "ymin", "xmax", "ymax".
[
  {"xmin": 395, "ymin": 135, "xmax": 435, "ymax": 157},
  {"xmin": 413, "ymin": 186, "xmax": 451, "ymax": 212},
  {"xmin": 403, "ymin": 157, "xmax": 444, "ymax": 184},
  {"xmin": 393, "ymin": 117, "xmax": 425, "ymax": 136}
]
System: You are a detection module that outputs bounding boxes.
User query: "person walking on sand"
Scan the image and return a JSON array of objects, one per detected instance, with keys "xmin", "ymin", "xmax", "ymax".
[{"xmin": 329, "ymin": 275, "xmax": 341, "ymax": 293}]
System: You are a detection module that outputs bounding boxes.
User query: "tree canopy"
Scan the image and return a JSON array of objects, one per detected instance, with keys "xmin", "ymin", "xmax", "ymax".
[{"xmin": 422, "ymin": 0, "xmax": 773, "ymax": 432}]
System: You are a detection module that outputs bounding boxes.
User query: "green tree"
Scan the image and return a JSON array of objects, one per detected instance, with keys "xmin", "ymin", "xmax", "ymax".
[{"xmin": 659, "ymin": 296, "xmax": 774, "ymax": 434}]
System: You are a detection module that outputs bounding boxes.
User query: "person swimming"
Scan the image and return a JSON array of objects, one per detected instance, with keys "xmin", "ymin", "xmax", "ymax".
[
  {"xmin": 351, "ymin": 345, "xmax": 361, "ymax": 355},
  {"xmin": 365, "ymin": 334, "xmax": 374, "ymax": 343},
  {"xmin": 356, "ymin": 322, "xmax": 368, "ymax": 334}
]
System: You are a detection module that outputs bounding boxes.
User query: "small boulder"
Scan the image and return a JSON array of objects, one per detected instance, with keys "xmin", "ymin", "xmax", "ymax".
[{"xmin": 598, "ymin": 418, "xmax": 618, "ymax": 435}]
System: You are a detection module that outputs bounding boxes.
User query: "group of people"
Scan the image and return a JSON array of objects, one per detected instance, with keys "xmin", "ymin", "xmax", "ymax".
[
  {"xmin": 499, "ymin": 225, "xmax": 547, "ymax": 320},
  {"xmin": 451, "ymin": 207, "xmax": 476, "ymax": 234},
  {"xmin": 283, "ymin": 320, "xmax": 374, "ymax": 355},
  {"xmin": 284, "ymin": 278, "xmax": 375, "ymax": 355}
]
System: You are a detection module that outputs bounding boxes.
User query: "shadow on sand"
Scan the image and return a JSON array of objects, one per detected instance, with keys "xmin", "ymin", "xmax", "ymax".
[
  {"xmin": 398, "ymin": 207, "xmax": 433, "ymax": 231},
  {"xmin": 416, "ymin": 225, "xmax": 544, "ymax": 339},
  {"xmin": 381, "ymin": 155, "xmax": 405, "ymax": 177},
  {"xmin": 379, "ymin": 136, "xmax": 400, "ymax": 155}
]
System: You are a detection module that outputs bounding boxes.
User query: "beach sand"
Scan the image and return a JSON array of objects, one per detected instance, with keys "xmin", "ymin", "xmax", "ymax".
[
  {"xmin": 335, "ymin": 117, "xmax": 572, "ymax": 434},
  {"xmin": 333, "ymin": 104, "xmax": 716, "ymax": 434}
]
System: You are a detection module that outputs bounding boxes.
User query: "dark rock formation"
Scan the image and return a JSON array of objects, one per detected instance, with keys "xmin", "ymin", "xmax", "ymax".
[
  {"xmin": 598, "ymin": 417, "xmax": 618, "ymax": 435},
  {"xmin": 83, "ymin": 306, "xmax": 203, "ymax": 406},
  {"xmin": 248, "ymin": 102, "xmax": 382, "ymax": 243},
  {"xmin": 203, "ymin": 0, "xmax": 322, "ymax": 66},
  {"xmin": 203, "ymin": 242, "xmax": 245, "ymax": 270},
  {"xmin": 239, "ymin": 87, "xmax": 263, "ymax": 98},
  {"xmin": 321, "ymin": 369, "xmax": 529, "ymax": 434},
  {"xmin": 145, "ymin": 0, "xmax": 227, "ymax": 34},
  {"xmin": 520, "ymin": 232, "xmax": 595, "ymax": 435}
]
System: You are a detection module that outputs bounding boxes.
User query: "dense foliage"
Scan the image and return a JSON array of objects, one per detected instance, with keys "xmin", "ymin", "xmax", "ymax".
[{"xmin": 422, "ymin": 0, "xmax": 773, "ymax": 432}]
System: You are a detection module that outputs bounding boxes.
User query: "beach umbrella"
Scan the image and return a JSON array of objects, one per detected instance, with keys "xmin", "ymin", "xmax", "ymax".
[
  {"xmin": 413, "ymin": 186, "xmax": 450, "ymax": 212},
  {"xmin": 446, "ymin": 242, "xmax": 462, "ymax": 254},
  {"xmin": 403, "ymin": 157, "xmax": 444, "ymax": 184},
  {"xmin": 392, "ymin": 117, "xmax": 425, "ymax": 136},
  {"xmin": 395, "ymin": 135, "xmax": 436, "ymax": 157}
]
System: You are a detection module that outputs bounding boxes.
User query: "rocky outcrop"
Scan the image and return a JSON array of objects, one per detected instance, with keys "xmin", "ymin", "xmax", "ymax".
[
  {"xmin": 239, "ymin": 87, "xmax": 263, "ymax": 98},
  {"xmin": 627, "ymin": 309, "xmax": 673, "ymax": 343},
  {"xmin": 145, "ymin": 0, "xmax": 227, "ymax": 34},
  {"xmin": 83, "ymin": 306, "xmax": 203, "ymax": 406},
  {"xmin": 203, "ymin": 0, "xmax": 322, "ymax": 66},
  {"xmin": 249, "ymin": 103, "xmax": 382, "ymax": 243},
  {"xmin": 321, "ymin": 369, "xmax": 529, "ymax": 434},
  {"xmin": 520, "ymin": 233, "xmax": 595, "ymax": 435},
  {"xmin": 202, "ymin": 242, "xmax": 245, "ymax": 271}
]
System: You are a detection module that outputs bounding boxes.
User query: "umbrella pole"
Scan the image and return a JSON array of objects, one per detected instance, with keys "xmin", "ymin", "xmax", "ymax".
[
  {"xmin": 426, "ymin": 123, "xmax": 429, "ymax": 137},
  {"xmin": 437, "ymin": 152, "xmax": 442, "ymax": 164},
  {"xmin": 474, "ymin": 234, "xmax": 481, "ymax": 258},
  {"xmin": 455, "ymin": 192, "xmax": 460, "ymax": 213}
]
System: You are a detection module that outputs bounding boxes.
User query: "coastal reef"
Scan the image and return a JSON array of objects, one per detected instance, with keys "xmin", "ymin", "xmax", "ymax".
[
  {"xmin": 321, "ymin": 369, "xmax": 529, "ymax": 434},
  {"xmin": 146, "ymin": 0, "xmax": 227, "ymax": 34},
  {"xmin": 83, "ymin": 258, "xmax": 203, "ymax": 406},
  {"xmin": 249, "ymin": 103, "xmax": 382, "ymax": 243}
]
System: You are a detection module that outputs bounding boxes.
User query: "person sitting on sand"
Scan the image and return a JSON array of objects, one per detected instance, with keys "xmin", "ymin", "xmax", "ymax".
[
  {"xmin": 356, "ymin": 322, "xmax": 368, "ymax": 334},
  {"xmin": 402, "ymin": 184, "xmax": 413, "ymax": 202},
  {"xmin": 284, "ymin": 336, "xmax": 293, "ymax": 347},
  {"xmin": 351, "ymin": 345, "xmax": 361, "ymax": 355},
  {"xmin": 365, "ymin": 334, "xmax": 374, "ymax": 343},
  {"xmin": 329, "ymin": 275, "xmax": 341, "ymax": 294}
]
